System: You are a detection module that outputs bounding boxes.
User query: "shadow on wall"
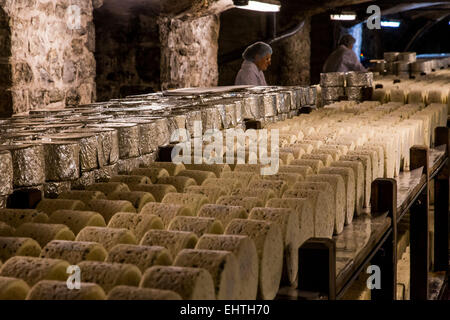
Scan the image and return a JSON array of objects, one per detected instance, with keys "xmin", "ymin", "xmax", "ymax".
[
  {"xmin": 0, "ymin": 6, "xmax": 12, "ymax": 117},
  {"xmin": 94, "ymin": 6, "xmax": 160, "ymax": 102}
]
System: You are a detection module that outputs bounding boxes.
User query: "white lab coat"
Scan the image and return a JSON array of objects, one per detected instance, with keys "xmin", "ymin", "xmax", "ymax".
[
  {"xmin": 235, "ymin": 60, "xmax": 267, "ymax": 86},
  {"xmin": 323, "ymin": 45, "xmax": 367, "ymax": 73}
]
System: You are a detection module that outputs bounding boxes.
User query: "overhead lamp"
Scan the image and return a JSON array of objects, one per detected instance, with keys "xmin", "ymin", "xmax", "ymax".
[
  {"xmin": 381, "ymin": 21, "xmax": 401, "ymax": 28},
  {"xmin": 330, "ymin": 12, "xmax": 356, "ymax": 21},
  {"xmin": 234, "ymin": 0, "xmax": 281, "ymax": 13}
]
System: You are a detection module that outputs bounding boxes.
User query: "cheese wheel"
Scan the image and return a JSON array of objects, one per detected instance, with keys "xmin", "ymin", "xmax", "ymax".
[
  {"xmin": 87, "ymin": 199, "xmax": 136, "ymax": 223},
  {"xmin": 140, "ymin": 230, "xmax": 198, "ymax": 258},
  {"xmin": 198, "ymin": 205, "xmax": 247, "ymax": 229},
  {"xmin": 260, "ymin": 172, "xmax": 302, "ymax": 187},
  {"xmin": 148, "ymin": 162, "xmax": 186, "ymax": 176},
  {"xmin": 202, "ymin": 178, "xmax": 243, "ymax": 194},
  {"xmin": 340, "ymin": 155, "xmax": 371, "ymax": 208},
  {"xmin": 26, "ymin": 280, "xmax": 106, "ymax": 300},
  {"xmin": 348, "ymin": 150, "xmax": 378, "ymax": 180},
  {"xmin": 107, "ymin": 213, "xmax": 163, "ymax": 241},
  {"xmin": 76, "ymin": 227, "xmax": 137, "ymax": 251},
  {"xmin": 183, "ymin": 164, "xmax": 231, "ymax": 178},
  {"xmin": 86, "ymin": 183, "xmax": 130, "ymax": 196},
  {"xmin": 58, "ymin": 191, "xmax": 107, "ymax": 205},
  {"xmin": 130, "ymin": 168, "xmax": 170, "ymax": 183},
  {"xmin": 306, "ymin": 174, "xmax": 346, "ymax": 235},
  {"xmin": 40, "ymin": 240, "xmax": 107, "ymax": 264},
  {"xmin": 36, "ymin": 199, "xmax": 86, "ymax": 215},
  {"xmin": 174, "ymin": 249, "xmax": 239, "ymax": 300},
  {"xmin": 225, "ymin": 219, "xmax": 283, "ymax": 300},
  {"xmin": 279, "ymin": 152, "xmax": 295, "ymax": 165},
  {"xmin": 15, "ymin": 223, "xmax": 75, "ymax": 247},
  {"xmin": 195, "ymin": 234, "xmax": 258, "ymax": 300},
  {"xmin": 0, "ymin": 257, "xmax": 69, "ymax": 286},
  {"xmin": 265, "ymin": 198, "xmax": 314, "ymax": 247},
  {"xmin": 234, "ymin": 164, "xmax": 263, "ymax": 174},
  {"xmin": 107, "ymin": 244, "xmax": 172, "ymax": 272},
  {"xmin": 289, "ymin": 160, "xmax": 323, "ymax": 174},
  {"xmin": 140, "ymin": 202, "xmax": 193, "ymax": 228},
  {"xmin": 331, "ymin": 160, "xmax": 364, "ymax": 216},
  {"xmin": 231, "ymin": 188, "xmax": 276, "ymax": 206},
  {"xmin": 176, "ymin": 170, "xmax": 216, "ymax": 185},
  {"xmin": 312, "ymin": 148, "xmax": 341, "ymax": 161},
  {"xmin": 249, "ymin": 207, "xmax": 299, "ymax": 286},
  {"xmin": 319, "ymin": 167, "xmax": 356, "ymax": 225},
  {"xmin": 168, "ymin": 216, "xmax": 223, "ymax": 237},
  {"xmin": 0, "ymin": 222, "xmax": 14, "ymax": 237},
  {"xmin": 216, "ymin": 196, "xmax": 263, "ymax": 213},
  {"xmin": 161, "ymin": 193, "xmax": 208, "ymax": 215},
  {"xmin": 220, "ymin": 171, "xmax": 256, "ymax": 187},
  {"xmin": 0, "ymin": 237, "xmax": 41, "ymax": 261},
  {"xmin": 358, "ymin": 145, "xmax": 384, "ymax": 179},
  {"xmin": 78, "ymin": 261, "xmax": 141, "ymax": 293},
  {"xmin": 107, "ymin": 191, "xmax": 155, "ymax": 212},
  {"xmin": 0, "ymin": 276, "xmax": 30, "ymax": 300},
  {"xmin": 0, "ymin": 209, "xmax": 48, "ymax": 228},
  {"xmin": 248, "ymin": 179, "xmax": 288, "ymax": 197},
  {"xmin": 299, "ymin": 154, "xmax": 333, "ymax": 167},
  {"xmin": 109, "ymin": 175, "xmax": 152, "ymax": 186},
  {"xmin": 283, "ymin": 189, "xmax": 333, "ymax": 238},
  {"xmin": 156, "ymin": 176, "xmax": 197, "ymax": 193},
  {"xmin": 280, "ymin": 146, "xmax": 306, "ymax": 159},
  {"xmin": 107, "ymin": 285, "xmax": 181, "ymax": 300},
  {"xmin": 291, "ymin": 143, "xmax": 314, "ymax": 154},
  {"xmin": 185, "ymin": 186, "xmax": 228, "ymax": 204},
  {"xmin": 140, "ymin": 266, "xmax": 215, "ymax": 300},
  {"xmin": 49, "ymin": 210, "xmax": 106, "ymax": 235},
  {"xmin": 129, "ymin": 184, "xmax": 177, "ymax": 202}
]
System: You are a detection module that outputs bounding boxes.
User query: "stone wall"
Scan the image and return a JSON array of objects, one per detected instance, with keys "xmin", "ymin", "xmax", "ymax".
[
  {"xmin": 159, "ymin": 15, "xmax": 220, "ymax": 90},
  {"xmin": 94, "ymin": 6, "xmax": 161, "ymax": 101},
  {"xmin": 0, "ymin": 0, "xmax": 99, "ymax": 116}
]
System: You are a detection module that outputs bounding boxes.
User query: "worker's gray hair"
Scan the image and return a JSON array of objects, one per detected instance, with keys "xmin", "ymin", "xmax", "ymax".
[
  {"xmin": 242, "ymin": 42, "xmax": 273, "ymax": 62},
  {"xmin": 339, "ymin": 34, "xmax": 356, "ymax": 47}
]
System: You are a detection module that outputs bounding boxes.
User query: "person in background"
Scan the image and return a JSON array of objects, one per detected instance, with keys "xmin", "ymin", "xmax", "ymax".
[
  {"xmin": 235, "ymin": 41, "xmax": 272, "ymax": 86},
  {"xmin": 323, "ymin": 34, "xmax": 367, "ymax": 73}
]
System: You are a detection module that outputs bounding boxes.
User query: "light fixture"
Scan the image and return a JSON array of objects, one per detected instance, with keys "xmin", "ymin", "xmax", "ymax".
[
  {"xmin": 234, "ymin": 0, "xmax": 281, "ymax": 13},
  {"xmin": 381, "ymin": 21, "xmax": 401, "ymax": 28},
  {"xmin": 330, "ymin": 12, "xmax": 356, "ymax": 21}
]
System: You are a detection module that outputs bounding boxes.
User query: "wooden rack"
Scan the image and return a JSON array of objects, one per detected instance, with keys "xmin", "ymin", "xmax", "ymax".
[{"xmin": 277, "ymin": 126, "xmax": 449, "ymax": 300}]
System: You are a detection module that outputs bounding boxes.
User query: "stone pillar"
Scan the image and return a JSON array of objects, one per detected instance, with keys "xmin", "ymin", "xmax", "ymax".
[
  {"xmin": 159, "ymin": 14, "xmax": 220, "ymax": 90},
  {"xmin": 0, "ymin": 0, "xmax": 102, "ymax": 115}
]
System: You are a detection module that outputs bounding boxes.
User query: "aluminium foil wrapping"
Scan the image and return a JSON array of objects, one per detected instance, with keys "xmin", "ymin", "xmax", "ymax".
[
  {"xmin": 242, "ymin": 95, "xmax": 261, "ymax": 119},
  {"xmin": 345, "ymin": 87, "xmax": 364, "ymax": 101},
  {"xmin": 167, "ymin": 114, "xmax": 187, "ymax": 142},
  {"xmin": 102, "ymin": 123, "xmax": 140, "ymax": 159},
  {"xmin": 321, "ymin": 86, "xmax": 345, "ymax": 101},
  {"xmin": 306, "ymin": 86, "xmax": 317, "ymax": 105},
  {"xmin": 44, "ymin": 181, "xmax": 72, "ymax": 199},
  {"xmin": 320, "ymin": 72, "xmax": 346, "ymax": 87},
  {"xmin": 94, "ymin": 164, "xmax": 119, "ymax": 182},
  {"xmin": 224, "ymin": 102, "xmax": 237, "ymax": 128},
  {"xmin": 117, "ymin": 157, "xmax": 141, "ymax": 174},
  {"xmin": 71, "ymin": 170, "xmax": 96, "ymax": 190},
  {"xmin": 185, "ymin": 109, "xmax": 203, "ymax": 137},
  {"xmin": 384, "ymin": 52, "xmax": 399, "ymax": 62},
  {"xmin": 262, "ymin": 94, "xmax": 277, "ymax": 117},
  {"xmin": 346, "ymin": 72, "xmax": 374, "ymax": 87},
  {"xmin": 43, "ymin": 141, "xmax": 80, "ymax": 181},
  {"xmin": 0, "ymin": 150, "xmax": 13, "ymax": 196},
  {"xmin": 233, "ymin": 100, "xmax": 243, "ymax": 124}
]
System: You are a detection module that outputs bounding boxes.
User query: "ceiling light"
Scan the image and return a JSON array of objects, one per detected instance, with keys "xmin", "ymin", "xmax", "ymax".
[
  {"xmin": 235, "ymin": 0, "xmax": 281, "ymax": 13},
  {"xmin": 330, "ymin": 12, "xmax": 356, "ymax": 21},
  {"xmin": 381, "ymin": 21, "xmax": 401, "ymax": 28}
]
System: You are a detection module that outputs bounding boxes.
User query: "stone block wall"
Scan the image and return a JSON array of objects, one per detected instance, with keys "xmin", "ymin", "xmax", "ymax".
[{"xmin": 0, "ymin": 0, "xmax": 98, "ymax": 116}]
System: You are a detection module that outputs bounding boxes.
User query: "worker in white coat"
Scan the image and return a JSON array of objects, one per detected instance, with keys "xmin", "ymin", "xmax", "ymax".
[
  {"xmin": 323, "ymin": 34, "xmax": 367, "ymax": 73},
  {"xmin": 235, "ymin": 42, "xmax": 272, "ymax": 86}
]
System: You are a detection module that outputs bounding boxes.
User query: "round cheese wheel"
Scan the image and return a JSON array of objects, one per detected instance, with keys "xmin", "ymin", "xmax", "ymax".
[
  {"xmin": 216, "ymin": 196, "xmax": 263, "ymax": 213},
  {"xmin": 107, "ymin": 244, "xmax": 172, "ymax": 272},
  {"xmin": 196, "ymin": 234, "xmax": 258, "ymax": 300},
  {"xmin": 130, "ymin": 168, "xmax": 169, "ymax": 183},
  {"xmin": 183, "ymin": 164, "xmax": 231, "ymax": 178},
  {"xmin": 86, "ymin": 183, "xmax": 130, "ymax": 196},
  {"xmin": 260, "ymin": 172, "xmax": 303, "ymax": 187},
  {"xmin": 168, "ymin": 216, "xmax": 223, "ymax": 237},
  {"xmin": 109, "ymin": 175, "xmax": 152, "ymax": 186},
  {"xmin": 148, "ymin": 162, "xmax": 186, "ymax": 176},
  {"xmin": 300, "ymin": 154, "xmax": 333, "ymax": 167},
  {"xmin": 76, "ymin": 227, "xmax": 137, "ymax": 251},
  {"xmin": 107, "ymin": 285, "xmax": 181, "ymax": 300},
  {"xmin": 331, "ymin": 160, "xmax": 364, "ymax": 216},
  {"xmin": 202, "ymin": 178, "xmax": 243, "ymax": 194},
  {"xmin": 58, "ymin": 191, "xmax": 107, "ymax": 205},
  {"xmin": 140, "ymin": 202, "xmax": 193, "ymax": 228},
  {"xmin": 174, "ymin": 249, "xmax": 240, "ymax": 300},
  {"xmin": 231, "ymin": 188, "xmax": 276, "ymax": 206},
  {"xmin": 78, "ymin": 261, "xmax": 141, "ymax": 293},
  {"xmin": 40, "ymin": 240, "xmax": 107, "ymax": 264},
  {"xmin": 198, "ymin": 205, "xmax": 247, "ymax": 229},
  {"xmin": 340, "ymin": 155, "xmax": 372, "ymax": 209},
  {"xmin": 161, "ymin": 193, "xmax": 208, "ymax": 215},
  {"xmin": 247, "ymin": 179, "xmax": 288, "ymax": 197},
  {"xmin": 15, "ymin": 223, "xmax": 75, "ymax": 247},
  {"xmin": 0, "ymin": 222, "xmax": 14, "ymax": 237},
  {"xmin": 176, "ymin": 170, "xmax": 216, "ymax": 185},
  {"xmin": 129, "ymin": 184, "xmax": 177, "ymax": 202},
  {"xmin": 0, "ymin": 237, "xmax": 41, "ymax": 261},
  {"xmin": 140, "ymin": 230, "xmax": 198, "ymax": 259},
  {"xmin": 287, "ymin": 160, "xmax": 323, "ymax": 174},
  {"xmin": 107, "ymin": 191, "xmax": 155, "ymax": 212},
  {"xmin": 220, "ymin": 171, "xmax": 256, "ymax": 188},
  {"xmin": 225, "ymin": 219, "xmax": 283, "ymax": 300},
  {"xmin": 87, "ymin": 199, "xmax": 136, "ymax": 224},
  {"xmin": 0, "ymin": 257, "xmax": 69, "ymax": 286},
  {"xmin": 49, "ymin": 210, "xmax": 106, "ymax": 235},
  {"xmin": 107, "ymin": 212, "xmax": 163, "ymax": 241},
  {"xmin": 249, "ymin": 207, "xmax": 299, "ymax": 286},
  {"xmin": 0, "ymin": 276, "xmax": 30, "ymax": 300},
  {"xmin": 36, "ymin": 199, "xmax": 86, "ymax": 215},
  {"xmin": 156, "ymin": 176, "xmax": 197, "ymax": 193},
  {"xmin": 0, "ymin": 209, "xmax": 48, "ymax": 228},
  {"xmin": 185, "ymin": 186, "xmax": 228, "ymax": 204},
  {"xmin": 279, "ymin": 152, "xmax": 295, "ymax": 165},
  {"xmin": 140, "ymin": 266, "xmax": 215, "ymax": 300},
  {"xmin": 26, "ymin": 280, "xmax": 106, "ymax": 300}
]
